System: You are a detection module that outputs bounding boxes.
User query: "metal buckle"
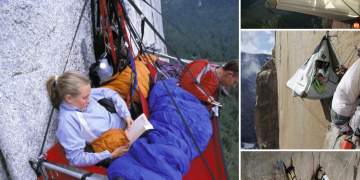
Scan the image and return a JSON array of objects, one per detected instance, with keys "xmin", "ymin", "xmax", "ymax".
[
  {"xmin": 49, "ymin": 169, "xmax": 59, "ymax": 179},
  {"xmin": 100, "ymin": 52, "xmax": 107, "ymax": 59}
]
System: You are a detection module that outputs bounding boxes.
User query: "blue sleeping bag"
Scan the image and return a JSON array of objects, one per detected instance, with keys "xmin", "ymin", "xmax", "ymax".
[{"xmin": 107, "ymin": 78, "xmax": 213, "ymax": 180}]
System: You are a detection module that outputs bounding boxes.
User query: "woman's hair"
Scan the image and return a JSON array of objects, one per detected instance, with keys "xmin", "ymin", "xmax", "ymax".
[
  {"xmin": 46, "ymin": 71, "xmax": 90, "ymax": 109},
  {"xmin": 222, "ymin": 59, "xmax": 239, "ymax": 77}
]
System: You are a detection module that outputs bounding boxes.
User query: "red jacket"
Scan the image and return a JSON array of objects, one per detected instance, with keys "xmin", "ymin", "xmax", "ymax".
[{"xmin": 178, "ymin": 60, "xmax": 220, "ymax": 111}]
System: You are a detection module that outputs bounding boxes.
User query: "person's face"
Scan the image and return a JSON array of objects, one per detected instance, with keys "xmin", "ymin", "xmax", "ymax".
[
  {"xmin": 222, "ymin": 71, "xmax": 239, "ymax": 87},
  {"xmin": 67, "ymin": 83, "xmax": 91, "ymax": 111},
  {"xmin": 317, "ymin": 76, "xmax": 325, "ymax": 82}
]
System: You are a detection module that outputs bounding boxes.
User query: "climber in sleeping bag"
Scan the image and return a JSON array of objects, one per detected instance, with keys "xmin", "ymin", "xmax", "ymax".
[{"xmin": 107, "ymin": 78, "xmax": 213, "ymax": 180}]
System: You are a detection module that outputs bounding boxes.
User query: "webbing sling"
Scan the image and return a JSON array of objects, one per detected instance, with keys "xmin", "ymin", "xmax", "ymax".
[
  {"xmin": 32, "ymin": 0, "xmax": 89, "ymax": 178},
  {"xmin": 122, "ymin": 0, "xmax": 215, "ymax": 179},
  {"xmin": 99, "ymin": 0, "xmax": 118, "ymax": 72}
]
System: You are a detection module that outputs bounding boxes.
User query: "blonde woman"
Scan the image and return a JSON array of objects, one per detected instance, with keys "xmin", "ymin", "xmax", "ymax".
[{"xmin": 46, "ymin": 71, "xmax": 133, "ymax": 167}]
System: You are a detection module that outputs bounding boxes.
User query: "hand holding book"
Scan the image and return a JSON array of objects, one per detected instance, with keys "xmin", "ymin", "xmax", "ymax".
[
  {"xmin": 125, "ymin": 113, "xmax": 154, "ymax": 145},
  {"xmin": 124, "ymin": 116, "xmax": 134, "ymax": 130},
  {"xmin": 111, "ymin": 143, "xmax": 130, "ymax": 158}
]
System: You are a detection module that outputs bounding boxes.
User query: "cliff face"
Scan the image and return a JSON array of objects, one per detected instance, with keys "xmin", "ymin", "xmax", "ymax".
[
  {"xmin": 0, "ymin": 0, "xmax": 164, "ymax": 179},
  {"xmin": 241, "ymin": 52, "xmax": 271, "ymax": 145},
  {"xmin": 275, "ymin": 31, "xmax": 360, "ymax": 149},
  {"xmin": 254, "ymin": 48, "xmax": 279, "ymax": 149}
]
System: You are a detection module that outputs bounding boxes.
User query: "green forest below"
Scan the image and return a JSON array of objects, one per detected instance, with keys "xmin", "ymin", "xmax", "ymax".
[
  {"xmin": 161, "ymin": 0, "xmax": 239, "ymax": 63},
  {"xmin": 161, "ymin": 0, "xmax": 239, "ymax": 179}
]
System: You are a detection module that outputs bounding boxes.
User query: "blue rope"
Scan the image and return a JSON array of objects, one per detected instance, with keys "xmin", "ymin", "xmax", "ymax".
[{"xmin": 275, "ymin": 160, "xmax": 283, "ymax": 171}]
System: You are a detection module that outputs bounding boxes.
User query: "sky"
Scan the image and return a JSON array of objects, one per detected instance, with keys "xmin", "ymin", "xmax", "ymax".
[{"xmin": 241, "ymin": 31, "xmax": 275, "ymax": 55}]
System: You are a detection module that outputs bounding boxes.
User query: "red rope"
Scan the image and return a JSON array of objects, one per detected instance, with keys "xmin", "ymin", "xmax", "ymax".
[{"xmin": 117, "ymin": 2, "xmax": 134, "ymax": 59}]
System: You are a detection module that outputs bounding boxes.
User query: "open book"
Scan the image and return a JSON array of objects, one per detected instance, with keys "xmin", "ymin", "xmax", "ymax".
[{"xmin": 125, "ymin": 113, "xmax": 154, "ymax": 145}]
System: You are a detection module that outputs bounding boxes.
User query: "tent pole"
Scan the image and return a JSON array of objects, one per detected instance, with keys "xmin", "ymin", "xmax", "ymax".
[
  {"xmin": 144, "ymin": 50, "xmax": 223, "ymax": 66},
  {"xmin": 144, "ymin": 49, "xmax": 192, "ymax": 63},
  {"xmin": 29, "ymin": 159, "xmax": 104, "ymax": 180}
]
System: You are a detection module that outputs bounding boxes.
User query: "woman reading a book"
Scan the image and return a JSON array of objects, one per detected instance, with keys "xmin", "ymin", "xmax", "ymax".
[{"xmin": 46, "ymin": 71, "xmax": 134, "ymax": 167}]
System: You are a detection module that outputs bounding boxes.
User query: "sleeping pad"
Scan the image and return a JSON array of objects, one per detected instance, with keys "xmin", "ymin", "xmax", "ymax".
[{"xmin": 107, "ymin": 78, "xmax": 213, "ymax": 180}]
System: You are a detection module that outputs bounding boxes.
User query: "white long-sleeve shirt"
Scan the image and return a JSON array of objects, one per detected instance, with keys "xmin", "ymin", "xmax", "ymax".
[
  {"xmin": 332, "ymin": 59, "xmax": 360, "ymax": 117},
  {"xmin": 56, "ymin": 88, "xmax": 131, "ymax": 167}
]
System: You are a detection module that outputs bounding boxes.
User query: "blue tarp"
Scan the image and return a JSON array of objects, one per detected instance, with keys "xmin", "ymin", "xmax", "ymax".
[{"xmin": 107, "ymin": 78, "xmax": 213, "ymax": 180}]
